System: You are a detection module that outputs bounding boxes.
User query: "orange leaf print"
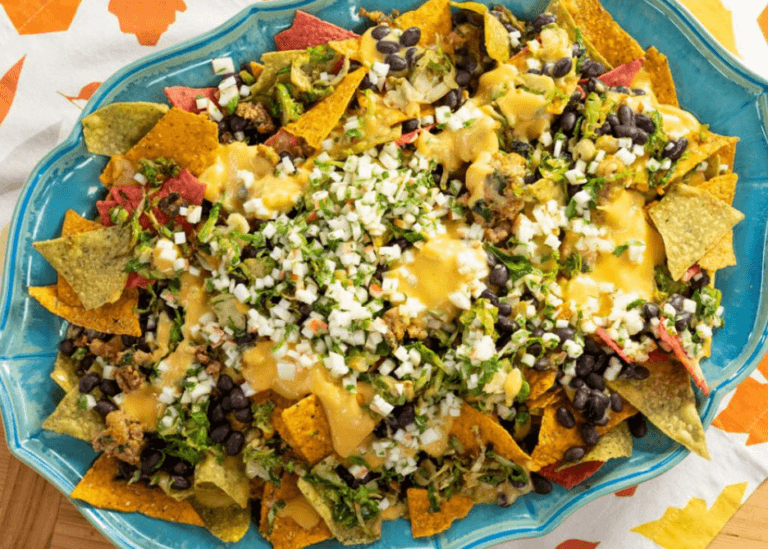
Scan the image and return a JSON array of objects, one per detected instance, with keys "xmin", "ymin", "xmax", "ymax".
[
  {"xmin": 66, "ymin": 81, "xmax": 101, "ymax": 101},
  {"xmin": 556, "ymin": 541, "xmax": 599, "ymax": 549},
  {"xmin": 759, "ymin": 3, "xmax": 768, "ymax": 46},
  {"xmin": 108, "ymin": 0, "xmax": 187, "ymax": 46},
  {"xmin": 614, "ymin": 485, "xmax": 638, "ymax": 497},
  {"xmin": 0, "ymin": 0, "xmax": 82, "ymax": 34},
  {"xmin": 712, "ymin": 355, "xmax": 768, "ymax": 444},
  {"xmin": 0, "ymin": 56, "xmax": 25, "ymax": 128}
]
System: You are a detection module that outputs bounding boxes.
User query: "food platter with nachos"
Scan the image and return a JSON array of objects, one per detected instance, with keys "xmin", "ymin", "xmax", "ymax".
[{"xmin": 2, "ymin": 0, "xmax": 768, "ymax": 548}]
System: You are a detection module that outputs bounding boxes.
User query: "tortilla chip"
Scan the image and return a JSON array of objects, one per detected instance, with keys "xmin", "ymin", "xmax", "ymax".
[
  {"xmin": 642, "ymin": 46, "xmax": 678, "ymax": 106},
  {"xmin": 406, "ymin": 488, "xmax": 474, "ymax": 538},
  {"xmin": 713, "ymin": 139, "xmax": 738, "ymax": 174},
  {"xmin": 164, "ymin": 86, "xmax": 218, "ymax": 114},
  {"xmin": 648, "ymin": 183, "xmax": 743, "ymax": 280},
  {"xmin": 607, "ymin": 360, "xmax": 709, "ymax": 459},
  {"xmin": 194, "ymin": 451, "xmax": 250, "ymax": 509},
  {"xmin": 189, "ymin": 498, "xmax": 251, "ymax": 542},
  {"xmin": 51, "ymin": 352, "xmax": 80, "ymax": 392},
  {"xmin": 395, "ymin": 0, "xmax": 452, "ymax": 47},
  {"xmin": 260, "ymin": 474, "xmax": 333, "ymax": 549},
  {"xmin": 99, "ymin": 155, "xmax": 136, "ymax": 188},
  {"xmin": 123, "ymin": 108, "xmax": 219, "ymax": 176},
  {"xmin": 328, "ymin": 38, "xmax": 361, "ymax": 61},
  {"xmin": 546, "ymin": 0, "xmax": 610, "ymax": 69},
  {"xmin": 698, "ymin": 231, "xmax": 737, "ymax": 272},
  {"xmin": 252, "ymin": 51, "xmax": 306, "ymax": 95},
  {"xmin": 546, "ymin": 0, "xmax": 644, "ymax": 68},
  {"xmin": 449, "ymin": 402, "xmax": 535, "ymax": 470},
  {"xmin": 274, "ymin": 10, "xmax": 359, "ymax": 51},
  {"xmin": 698, "ymin": 173, "xmax": 738, "ymax": 206},
  {"xmin": 599, "ymin": 58, "xmax": 643, "ymax": 88},
  {"xmin": 34, "ymin": 224, "xmax": 132, "ymax": 310},
  {"xmin": 284, "ymin": 68, "xmax": 367, "ymax": 149},
  {"xmin": 555, "ymin": 421, "xmax": 632, "ymax": 470},
  {"xmin": 30, "ymin": 285, "xmax": 141, "ymax": 337},
  {"xmin": 277, "ymin": 394, "xmax": 334, "ymax": 464},
  {"xmin": 82, "ymin": 102, "xmax": 169, "ymax": 156},
  {"xmin": 526, "ymin": 368, "xmax": 558, "ymax": 401},
  {"xmin": 668, "ymin": 134, "xmax": 738, "ymax": 182},
  {"xmin": 71, "ymin": 455, "xmax": 204, "ymax": 526},
  {"xmin": 42, "ymin": 386, "xmax": 104, "ymax": 441},
  {"xmin": 450, "ymin": 3, "xmax": 510, "ymax": 63},
  {"xmin": 526, "ymin": 388, "xmax": 561, "ymax": 411},
  {"xmin": 531, "ymin": 395, "xmax": 637, "ymax": 468},
  {"xmin": 539, "ymin": 460, "xmax": 604, "ymax": 489},
  {"xmin": 57, "ymin": 210, "xmax": 103, "ymax": 306}
]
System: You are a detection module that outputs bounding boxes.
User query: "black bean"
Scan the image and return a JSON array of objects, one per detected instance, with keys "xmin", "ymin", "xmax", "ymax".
[
  {"xmin": 170, "ymin": 475, "xmax": 191, "ymax": 490},
  {"xmin": 397, "ymin": 403, "xmax": 416, "ymax": 428},
  {"xmin": 564, "ymin": 446, "xmax": 586, "ymax": 462},
  {"xmin": 117, "ymin": 460, "xmax": 136, "ymax": 480},
  {"xmin": 235, "ymin": 407, "xmax": 253, "ymax": 423},
  {"xmin": 581, "ymin": 424, "xmax": 600, "ymax": 446},
  {"xmin": 210, "ymin": 424, "xmax": 231, "ymax": 443},
  {"xmin": 229, "ymin": 387, "xmax": 249, "ymax": 410},
  {"xmin": 480, "ymin": 288, "xmax": 499, "ymax": 305},
  {"xmin": 534, "ymin": 357, "xmax": 550, "ymax": 371},
  {"xmin": 585, "ymin": 372, "xmax": 605, "ymax": 391},
  {"xmin": 634, "ymin": 114, "xmax": 655, "ymax": 133},
  {"xmin": 533, "ymin": 13, "xmax": 557, "ymax": 33},
  {"xmin": 580, "ymin": 58, "xmax": 605, "ymax": 78},
  {"xmin": 371, "ymin": 25, "xmax": 391, "ymax": 40},
  {"xmin": 440, "ymin": 88, "xmax": 461, "ymax": 110},
  {"xmin": 400, "ymin": 27, "xmax": 421, "ymax": 47},
  {"xmin": 496, "ymin": 315, "xmax": 517, "ymax": 333},
  {"xmin": 556, "ymin": 407, "xmax": 576, "ymax": 428},
  {"xmin": 216, "ymin": 375, "xmax": 234, "ymax": 393},
  {"xmin": 572, "ymin": 42, "xmax": 585, "ymax": 57},
  {"xmin": 610, "ymin": 392, "xmax": 624, "ymax": 413},
  {"xmin": 675, "ymin": 312, "xmax": 693, "ymax": 332},
  {"xmin": 613, "ymin": 85, "xmax": 631, "ymax": 95},
  {"xmin": 59, "ymin": 339, "xmax": 76, "ymax": 356},
  {"xmin": 225, "ymin": 431, "xmax": 245, "ymax": 455},
  {"xmin": 360, "ymin": 73, "xmax": 376, "ymax": 91},
  {"xmin": 209, "ymin": 402, "xmax": 225, "ymax": 424},
  {"xmin": 552, "ymin": 57, "xmax": 573, "ymax": 78},
  {"xmin": 527, "ymin": 68, "xmax": 541, "ymax": 75},
  {"xmin": 613, "ymin": 125, "xmax": 638, "ymax": 139},
  {"xmin": 94, "ymin": 399, "xmax": 117, "ymax": 417},
  {"xmin": 595, "ymin": 120, "xmax": 611, "ymax": 135},
  {"xmin": 217, "ymin": 119, "xmax": 228, "ymax": 134},
  {"xmin": 527, "ymin": 341, "xmax": 543, "ymax": 357},
  {"xmin": 402, "ymin": 118, "xmax": 419, "ymax": 133},
  {"xmin": 531, "ymin": 472, "xmax": 553, "ymax": 494},
  {"xmin": 633, "ymin": 129, "xmax": 648, "ymax": 146},
  {"xmin": 455, "ymin": 69, "xmax": 471, "ymax": 87},
  {"xmin": 568, "ymin": 377, "xmax": 585, "ymax": 390},
  {"xmin": 668, "ymin": 294, "xmax": 685, "ymax": 312},
  {"xmin": 502, "ymin": 22, "xmax": 516, "ymax": 32},
  {"xmin": 584, "ymin": 393, "xmax": 608, "ymax": 421},
  {"xmin": 455, "ymin": 54, "xmax": 477, "ymax": 73},
  {"xmin": 497, "ymin": 302, "xmax": 512, "ymax": 316},
  {"xmin": 690, "ymin": 270, "xmax": 711, "ymax": 291},
  {"xmin": 78, "ymin": 373, "xmax": 100, "ymax": 394},
  {"xmin": 632, "ymin": 365, "xmax": 650, "ymax": 380},
  {"xmin": 376, "ymin": 40, "xmax": 400, "ymax": 54},
  {"xmin": 561, "ymin": 111, "xmax": 577, "ymax": 133},
  {"xmin": 141, "ymin": 451, "xmax": 162, "ymax": 473},
  {"xmin": 628, "ymin": 413, "xmax": 648, "ymax": 438},
  {"xmin": 172, "ymin": 460, "xmax": 192, "ymax": 476},
  {"xmin": 584, "ymin": 338, "xmax": 601, "ymax": 355},
  {"xmin": 542, "ymin": 62, "xmax": 553, "ymax": 76},
  {"xmin": 642, "ymin": 302, "xmax": 660, "ymax": 319},
  {"xmin": 553, "ymin": 326, "xmax": 575, "ymax": 344},
  {"xmin": 489, "ymin": 264, "xmax": 509, "ymax": 286},
  {"xmin": 573, "ymin": 387, "xmax": 589, "ymax": 410},
  {"xmin": 605, "ymin": 114, "xmax": 619, "ymax": 129},
  {"xmin": 632, "ymin": 87, "xmax": 646, "ymax": 96},
  {"xmin": 662, "ymin": 137, "xmax": 688, "ymax": 161},
  {"xmin": 618, "ymin": 105, "xmax": 634, "ymax": 126},
  {"xmin": 575, "ymin": 354, "xmax": 596, "ymax": 377},
  {"xmin": 229, "ymin": 115, "xmax": 248, "ymax": 133},
  {"xmin": 385, "ymin": 53, "xmax": 407, "ymax": 72},
  {"xmin": 100, "ymin": 379, "xmax": 121, "ymax": 397}
]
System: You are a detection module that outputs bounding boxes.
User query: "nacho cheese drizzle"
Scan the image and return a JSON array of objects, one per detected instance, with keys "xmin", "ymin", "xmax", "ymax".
[{"xmin": 35, "ymin": 0, "xmax": 743, "ymax": 546}]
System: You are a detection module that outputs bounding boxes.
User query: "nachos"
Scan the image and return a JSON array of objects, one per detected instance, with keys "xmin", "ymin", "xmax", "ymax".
[{"xmin": 31, "ymin": 0, "xmax": 743, "ymax": 545}]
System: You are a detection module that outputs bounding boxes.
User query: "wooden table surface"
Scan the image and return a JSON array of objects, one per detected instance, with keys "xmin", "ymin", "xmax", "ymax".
[{"xmin": 1, "ymin": 419, "xmax": 767, "ymax": 549}]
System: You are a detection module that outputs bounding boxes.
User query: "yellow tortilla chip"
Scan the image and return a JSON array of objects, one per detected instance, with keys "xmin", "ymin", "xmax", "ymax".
[
  {"xmin": 554, "ymin": 421, "xmax": 632, "ymax": 471},
  {"xmin": 608, "ymin": 360, "xmax": 709, "ymax": 459},
  {"xmin": 71, "ymin": 455, "xmax": 204, "ymax": 526},
  {"xmin": 278, "ymin": 394, "xmax": 334, "ymax": 464},
  {"xmin": 57, "ymin": 210, "xmax": 103, "ymax": 306},
  {"xmin": 648, "ymin": 183, "xmax": 744, "ymax": 280},
  {"xmin": 527, "ymin": 389, "xmax": 560, "ymax": 411},
  {"xmin": 43, "ymin": 386, "xmax": 104, "ymax": 441},
  {"xmin": 30, "ymin": 285, "xmax": 141, "ymax": 337},
  {"xmin": 284, "ymin": 68, "xmax": 367, "ymax": 149},
  {"xmin": 642, "ymin": 46, "xmax": 678, "ymax": 107},
  {"xmin": 698, "ymin": 173, "xmax": 738, "ymax": 206},
  {"xmin": 531, "ymin": 395, "xmax": 636, "ymax": 468},
  {"xmin": 526, "ymin": 368, "xmax": 558, "ymax": 401},
  {"xmin": 395, "ymin": 0, "xmax": 452, "ymax": 47},
  {"xmin": 82, "ymin": 102, "xmax": 169, "ymax": 156},
  {"xmin": 449, "ymin": 3, "xmax": 510, "ymax": 63},
  {"xmin": 698, "ymin": 230, "xmax": 737, "ymax": 272},
  {"xmin": 99, "ymin": 155, "xmax": 137, "ymax": 188},
  {"xmin": 51, "ymin": 352, "xmax": 80, "ymax": 392},
  {"xmin": 189, "ymin": 498, "xmax": 251, "ymax": 542},
  {"xmin": 260, "ymin": 474, "xmax": 333, "ymax": 549},
  {"xmin": 407, "ymin": 488, "xmax": 474, "ymax": 538},
  {"xmin": 713, "ymin": 139, "xmax": 737, "ymax": 174},
  {"xmin": 123, "ymin": 108, "xmax": 219, "ymax": 176},
  {"xmin": 668, "ymin": 133, "xmax": 738, "ymax": 182},
  {"xmin": 449, "ymin": 402, "xmax": 535, "ymax": 471},
  {"xmin": 195, "ymin": 451, "xmax": 250, "ymax": 509},
  {"xmin": 328, "ymin": 38, "xmax": 361, "ymax": 61}
]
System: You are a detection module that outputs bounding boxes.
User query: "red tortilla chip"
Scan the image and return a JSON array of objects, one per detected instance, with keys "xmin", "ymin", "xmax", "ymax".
[
  {"xmin": 538, "ymin": 461, "xmax": 604, "ymax": 489},
  {"xmin": 274, "ymin": 11, "xmax": 358, "ymax": 51},
  {"xmin": 164, "ymin": 86, "xmax": 218, "ymax": 114},
  {"xmin": 658, "ymin": 319, "xmax": 709, "ymax": 395},
  {"xmin": 127, "ymin": 272, "xmax": 151, "ymax": 289},
  {"xmin": 595, "ymin": 327, "xmax": 633, "ymax": 363},
  {"xmin": 598, "ymin": 58, "xmax": 643, "ymax": 88}
]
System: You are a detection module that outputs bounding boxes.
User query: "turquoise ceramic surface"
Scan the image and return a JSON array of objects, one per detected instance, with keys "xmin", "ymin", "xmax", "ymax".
[{"xmin": 1, "ymin": 0, "xmax": 768, "ymax": 547}]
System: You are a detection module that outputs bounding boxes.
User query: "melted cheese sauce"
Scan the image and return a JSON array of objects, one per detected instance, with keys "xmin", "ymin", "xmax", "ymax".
[
  {"xmin": 563, "ymin": 189, "xmax": 664, "ymax": 314},
  {"xmin": 415, "ymin": 109, "xmax": 499, "ymax": 173},
  {"xmin": 277, "ymin": 496, "xmax": 321, "ymax": 530}
]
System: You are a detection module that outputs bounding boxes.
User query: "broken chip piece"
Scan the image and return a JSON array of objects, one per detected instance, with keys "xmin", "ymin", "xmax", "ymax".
[{"xmin": 82, "ymin": 102, "xmax": 169, "ymax": 156}]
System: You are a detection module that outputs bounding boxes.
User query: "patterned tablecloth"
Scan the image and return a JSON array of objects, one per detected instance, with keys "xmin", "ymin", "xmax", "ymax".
[{"xmin": 1, "ymin": 1, "xmax": 768, "ymax": 548}]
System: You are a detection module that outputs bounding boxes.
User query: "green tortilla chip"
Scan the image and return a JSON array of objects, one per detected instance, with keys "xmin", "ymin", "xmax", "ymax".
[
  {"xmin": 82, "ymin": 102, "xmax": 169, "ymax": 156},
  {"xmin": 251, "ymin": 51, "xmax": 305, "ymax": 95},
  {"xmin": 50, "ymin": 352, "xmax": 80, "ymax": 392},
  {"xmin": 194, "ymin": 451, "xmax": 250, "ymax": 509},
  {"xmin": 648, "ymin": 184, "xmax": 743, "ymax": 280},
  {"xmin": 190, "ymin": 497, "xmax": 251, "ymax": 543},
  {"xmin": 33, "ymin": 225, "xmax": 132, "ymax": 310},
  {"xmin": 42, "ymin": 387, "xmax": 104, "ymax": 441},
  {"xmin": 555, "ymin": 421, "xmax": 632, "ymax": 471},
  {"xmin": 607, "ymin": 360, "xmax": 709, "ymax": 459}
]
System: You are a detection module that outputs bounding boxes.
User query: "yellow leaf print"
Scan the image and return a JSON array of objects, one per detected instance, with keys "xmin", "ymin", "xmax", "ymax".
[{"xmin": 631, "ymin": 483, "xmax": 747, "ymax": 549}]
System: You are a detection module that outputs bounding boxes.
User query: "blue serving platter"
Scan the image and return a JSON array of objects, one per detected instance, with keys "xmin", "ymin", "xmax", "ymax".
[{"xmin": 1, "ymin": 0, "xmax": 768, "ymax": 547}]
